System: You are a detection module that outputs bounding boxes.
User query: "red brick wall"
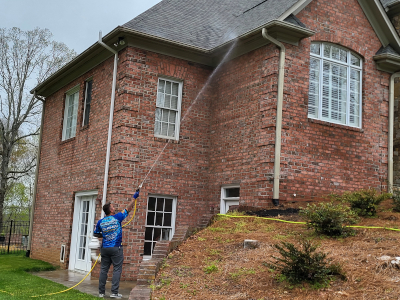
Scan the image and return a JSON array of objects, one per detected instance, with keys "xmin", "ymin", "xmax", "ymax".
[
  {"xmin": 104, "ymin": 47, "xmax": 213, "ymax": 278},
  {"xmin": 31, "ymin": 46, "xmax": 214, "ymax": 278},
  {"xmin": 209, "ymin": 0, "xmax": 390, "ymax": 206},
  {"xmin": 32, "ymin": 0, "xmax": 391, "ymax": 279},
  {"xmin": 289, "ymin": 0, "xmax": 389, "ymax": 199},
  {"xmin": 31, "ymin": 56, "xmax": 114, "ymax": 268}
]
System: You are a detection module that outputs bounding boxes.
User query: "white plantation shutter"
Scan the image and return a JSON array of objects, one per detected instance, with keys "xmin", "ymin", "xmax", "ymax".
[
  {"xmin": 308, "ymin": 43, "xmax": 362, "ymax": 128},
  {"xmin": 308, "ymin": 58, "xmax": 320, "ymax": 118}
]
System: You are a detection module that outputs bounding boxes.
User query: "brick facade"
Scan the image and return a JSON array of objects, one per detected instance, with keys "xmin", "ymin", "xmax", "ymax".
[{"xmin": 32, "ymin": 0, "xmax": 393, "ymax": 280}]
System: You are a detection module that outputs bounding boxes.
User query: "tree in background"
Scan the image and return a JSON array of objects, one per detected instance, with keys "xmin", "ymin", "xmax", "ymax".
[
  {"xmin": 3, "ymin": 182, "xmax": 30, "ymax": 223},
  {"xmin": 0, "ymin": 27, "xmax": 76, "ymax": 230}
]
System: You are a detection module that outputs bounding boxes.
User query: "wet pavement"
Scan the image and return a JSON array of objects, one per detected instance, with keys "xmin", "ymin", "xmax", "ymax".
[{"xmin": 34, "ymin": 269, "xmax": 135, "ymax": 299}]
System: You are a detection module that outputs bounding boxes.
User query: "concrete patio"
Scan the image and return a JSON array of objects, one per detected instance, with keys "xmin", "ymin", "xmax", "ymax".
[{"xmin": 34, "ymin": 269, "xmax": 135, "ymax": 299}]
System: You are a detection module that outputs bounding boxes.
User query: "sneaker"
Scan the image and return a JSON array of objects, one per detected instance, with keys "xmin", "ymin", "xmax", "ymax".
[
  {"xmin": 110, "ymin": 293, "xmax": 122, "ymax": 299},
  {"xmin": 99, "ymin": 294, "xmax": 105, "ymax": 298}
]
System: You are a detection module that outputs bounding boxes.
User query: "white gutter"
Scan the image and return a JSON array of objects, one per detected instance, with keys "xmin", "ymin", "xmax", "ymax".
[
  {"xmin": 389, "ymin": 72, "xmax": 400, "ymax": 192},
  {"xmin": 98, "ymin": 31, "xmax": 118, "ymax": 218},
  {"xmin": 26, "ymin": 94, "xmax": 45, "ymax": 257},
  {"xmin": 261, "ymin": 28, "xmax": 286, "ymax": 206}
]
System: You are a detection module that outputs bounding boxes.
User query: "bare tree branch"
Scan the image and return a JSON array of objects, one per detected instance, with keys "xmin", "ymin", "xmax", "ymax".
[{"xmin": 0, "ymin": 27, "xmax": 76, "ymax": 228}]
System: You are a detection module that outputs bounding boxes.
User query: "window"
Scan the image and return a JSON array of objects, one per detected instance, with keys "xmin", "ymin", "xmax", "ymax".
[
  {"xmin": 143, "ymin": 196, "xmax": 176, "ymax": 259},
  {"xmin": 154, "ymin": 78, "xmax": 182, "ymax": 139},
  {"xmin": 82, "ymin": 80, "xmax": 93, "ymax": 126},
  {"xmin": 308, "ymin": 43, "xmax": 362, "ymax": 127},
  {"xmin": 62, "ymin": 86, "xmax": 80, "ymax": 140},
  {"xmin": 220, "ymin": 186, "xmax": 240, "ymax": 214}
]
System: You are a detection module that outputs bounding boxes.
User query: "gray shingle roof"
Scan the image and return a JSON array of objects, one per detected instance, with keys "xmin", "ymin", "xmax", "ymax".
[{"xmin": 123, "ymin": 0, "xmax": 301, "ymax": 50}]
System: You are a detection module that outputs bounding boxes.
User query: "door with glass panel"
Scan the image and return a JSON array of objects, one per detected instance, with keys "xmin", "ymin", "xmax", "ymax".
[
  {"xmin": 143, "ymin": 196, "xmax": 176, "ymax": 260},
  {"xmin": 70, "ymin": 194, "xmax": 96, "ymax": 272}
]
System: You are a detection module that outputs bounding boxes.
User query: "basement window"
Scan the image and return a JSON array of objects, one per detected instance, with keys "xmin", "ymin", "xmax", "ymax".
[
  {"xmin": 308, "ymin": 42, "xmax": 362, "ymax": 128},
  {"xmin": 143, "ymin": 195, "xmax": 176, "ymax": 260},
  {"xmin": 62, "ymin": 85, "xmax": 80, "ymax": 140},
  {"xmin": 154, "ymin": 78, "xmax": 182, "ymax": 140},
  {"xmin": 220, "ymin": 186, "xmax": 240, "ymax": 214}
]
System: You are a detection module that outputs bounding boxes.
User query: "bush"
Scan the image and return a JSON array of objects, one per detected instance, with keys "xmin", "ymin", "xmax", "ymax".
[
  {"xmin": 300, "ymin": 202, "xmax": 358, "ymax": 237},
  {"xmin": 331, "ymin": 189, "xmax": 391, "ymax": 217},
  {"xmin": 392, "ymin": 189, "xmax": 400, "ymax": 212},
  {"xmin": 264, "ymin": 240, "xmax": 346, "ymax": 285}
]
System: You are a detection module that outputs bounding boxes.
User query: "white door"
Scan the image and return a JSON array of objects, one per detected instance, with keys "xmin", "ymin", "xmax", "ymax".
[{"xmin": 69, "ymin": 192, "xmax": 96, "ymax": 272}]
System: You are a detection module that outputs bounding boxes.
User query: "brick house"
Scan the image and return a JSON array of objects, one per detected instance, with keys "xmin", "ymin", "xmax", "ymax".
[{"xmin": 29, "ymin": 0, "xmax": 400, "ymax": 279}]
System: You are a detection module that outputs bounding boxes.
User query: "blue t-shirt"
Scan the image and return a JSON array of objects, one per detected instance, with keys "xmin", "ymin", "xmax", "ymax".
[{"xmin": 94, "ymin": 209, "xmax": 128, "ymax": 248}]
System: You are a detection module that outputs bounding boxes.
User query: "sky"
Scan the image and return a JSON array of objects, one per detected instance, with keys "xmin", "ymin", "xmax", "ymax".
[{"xmin": 0, "ymin": 0, "xmax": 162, "ymax": 54}]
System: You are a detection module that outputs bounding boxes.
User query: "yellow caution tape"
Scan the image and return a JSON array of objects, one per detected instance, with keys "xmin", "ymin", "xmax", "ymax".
[
  {"xmin": 30, "ymin": 254, "xmax": 100, "ymax": 298},
  {"xmin": 218, "ymin": 214, "xmax": 400, "ymax": 232}
]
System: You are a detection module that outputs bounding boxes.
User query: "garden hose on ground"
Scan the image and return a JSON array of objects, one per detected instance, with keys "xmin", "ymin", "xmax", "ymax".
[
  {"xmin": 5, "ymin": 198, "xmax": 138, "ymax": 298},
  {"xmin": 218, "ymin": 214, "xmax": 400, "ymax": 232}
]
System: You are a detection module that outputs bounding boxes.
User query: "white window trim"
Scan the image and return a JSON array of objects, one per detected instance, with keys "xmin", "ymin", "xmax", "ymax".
[
  {"xmin": 62, "ymin": 85, "xmax": 80, "ymax": 141},
  {"xmin": 220, "ymin": 185, "xmax": 240, "ymax": 214},
  {"xmin": 308, "ymin": 42, "xmax": 363, "ymax": 128},
  {"xmin": 154, "ymin": 78, "xmax": 183, "ymax": 140},
  {"xmin": 143, "ymin": 194, "xmax": 177, "ymax": 260}
]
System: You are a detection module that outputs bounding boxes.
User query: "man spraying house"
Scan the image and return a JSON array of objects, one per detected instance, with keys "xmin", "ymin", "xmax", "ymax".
[{"xmin": 94, "ymin": 189, "xmax": 140, "ymax": 298}]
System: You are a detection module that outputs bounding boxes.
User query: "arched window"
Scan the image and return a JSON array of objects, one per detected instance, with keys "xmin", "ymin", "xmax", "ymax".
[{"xmin": 308, "ymin": 43, "xmax": 362, "ymax": 127}]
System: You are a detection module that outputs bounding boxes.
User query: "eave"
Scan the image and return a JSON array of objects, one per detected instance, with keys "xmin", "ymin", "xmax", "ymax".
[
  {"xmin": 32, "ymin": 22, "xmax": 314, "ymax": 98},
  {"xmin": 373, "ymin": 53, "xmax": 400, "ymax": 73},
  {"xmin": 357, "ymin": 0, "xmax": 400, "ymax": 53}
]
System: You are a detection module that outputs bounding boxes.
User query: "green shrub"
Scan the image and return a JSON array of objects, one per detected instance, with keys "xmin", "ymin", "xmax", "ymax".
[
  {"xmin": 300, "ymin": 202, "xmax": 358, "ymax": 237},
  {"xmin": 264, "ymin": 240, "xmax": 346, "ymax": 285},
  {"xmin": 392, "ymin": 189, "xmax": 400, "ymax": 212},
  {"xmin": 330, "ymin": 189, "xmax": 390, "ymax": 217}
]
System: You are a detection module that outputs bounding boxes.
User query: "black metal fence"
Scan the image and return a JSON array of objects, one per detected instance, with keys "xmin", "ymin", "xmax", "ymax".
[{"xmin": 0, "ymin": 220, "xmax": 30, "ymax": 254}]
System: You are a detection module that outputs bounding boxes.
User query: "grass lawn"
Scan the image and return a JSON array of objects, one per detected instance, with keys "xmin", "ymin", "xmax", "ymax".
[{"xmin": 0, "ymin": 253, "xmax": 97, "ymax": 299}]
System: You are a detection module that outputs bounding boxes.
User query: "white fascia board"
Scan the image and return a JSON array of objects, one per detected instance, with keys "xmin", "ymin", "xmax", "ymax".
[
  {"xmin": 278, "ymin": 0, "xmax": 314, "ymax": 21},
  {"xmin": 357, "ymin": 0, "xmax": 400, "ymax": 53}
]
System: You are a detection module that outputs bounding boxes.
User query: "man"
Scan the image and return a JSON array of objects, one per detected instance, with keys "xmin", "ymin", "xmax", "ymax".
[{"xmin": 94, "ymin": 189, "xmax": 140, "ymax": 298}]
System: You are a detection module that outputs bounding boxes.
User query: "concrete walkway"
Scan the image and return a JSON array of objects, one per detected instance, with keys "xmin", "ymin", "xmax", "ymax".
[{"xmin": 34, "ymin": 269, "xmax": 135, "ymax": 299}]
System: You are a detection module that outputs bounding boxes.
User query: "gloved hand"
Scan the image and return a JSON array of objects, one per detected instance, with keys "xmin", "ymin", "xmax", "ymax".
[{"xmin": 133, "ymin": 189, "xmax": 140, "ymax": 199}]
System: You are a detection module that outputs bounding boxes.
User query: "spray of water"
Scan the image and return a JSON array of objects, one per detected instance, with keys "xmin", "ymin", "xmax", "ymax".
[{"xmin": 139, "ymin": 40, "xmax": 238, "ymax": 189}]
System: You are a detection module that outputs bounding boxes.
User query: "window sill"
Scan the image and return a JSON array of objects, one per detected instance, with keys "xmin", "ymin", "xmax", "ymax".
[
  {"xmin": 153, "ymin": 136, "xmax": 180, "ymax": 144},
  {"xmin": 60, "ymin": 137, "xmax": 76, "ymax": 145},
  {"xmin": 308, "ymin": 118, "xmax": 364, "ymax": 133}
]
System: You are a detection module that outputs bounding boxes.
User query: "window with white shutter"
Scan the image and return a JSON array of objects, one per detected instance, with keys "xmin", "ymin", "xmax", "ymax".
[
  {"xmin": 154, "ymin": 78, "xmax": 182, "ymax": 140},
  {"xmin": 308, "ymin": 43, "xmax": 362, "ymax": 128}
]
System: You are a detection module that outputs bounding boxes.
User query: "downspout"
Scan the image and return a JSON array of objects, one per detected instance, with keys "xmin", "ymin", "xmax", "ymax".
[
  {"xmin": 261, "ymin": 28, "xmax": 285, "ymax": 206},
  {"xmin": 26, "ymin": 93, "xmax": 45, "ymax": 257},
  {"xmin": 389, "ymin": 72, "xmax": 400, "ymax": 192},
  {"xmin": 88, "ymin": 32, "xmax": 119, "ymax": 262},
  {"xmin": 98, "ymin": 31, "xmax": 118, "ymax": 219}
]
